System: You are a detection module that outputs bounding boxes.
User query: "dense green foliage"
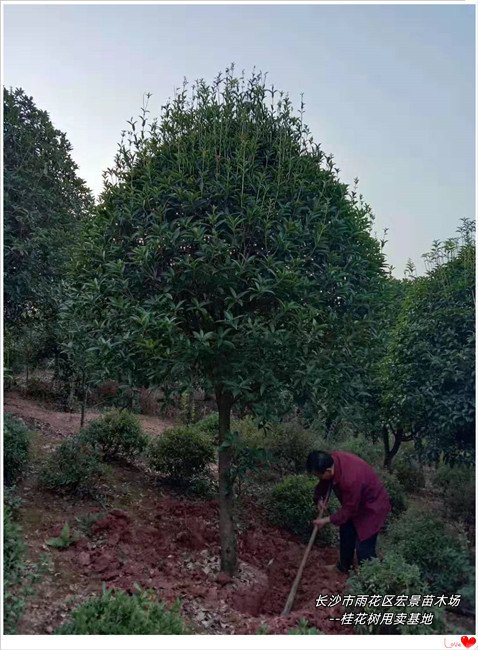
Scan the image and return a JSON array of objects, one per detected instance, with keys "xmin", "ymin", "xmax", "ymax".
[
  {"xmin": 232, "ymin": 416, "xmax": 319, "ymax": 474},
  {"xmin": 345, "ymin": 553, "xmax": 445, "ymax": 634},
  {"xmin": 193, "ymin": 413, "xmax": 219, "ymax": 441},
  {"xmin": 4, "ymin": 87, "xmax": 93, "ymax": 372},
  {"xmin": 381, "ymin": 222, "xmax": 475, "ymax": 464},
  {"xmin": 56, "ymin": 588, "xmax": 187, "ymax": 634},
  {"xmin": 433, "ymin": 463, "xmax": 475, "ymax": 527},
  {"xmin": 63, "ymin": 70, "xmax": 385, "ymax": 405},
  {"xmin": 40, "ymin": 436, "xmax": 104, "ymax": 495},
  {"xmin": 335, "ymin": 434, "xmax": 383, "ymax": 467},
  {"xmin": 147, "ymin": 425, "xmax": 215, "ymax": 483},
  {"xmin": 3, "ymin": 414, "xmax": 30, "ymax": 486},
  {"xmin": 392, "ymin": 447, "xmax": 425, "ymax": 493},
  {"xmin": 265, "ymin": 474, "xmax": 317, "ymax": 538},
  {"xmin": 79, "ymin": 409, "xmax": 147, "ymax": 461},
  {"xmin": 377, "ymin": 470, "xmax": 407, "ymax": 518},
  {"xmin": 265, "ymin": 421, "xmax": 321, "ymax": 473},
  {"xmin": 3, "ymin": 504, "xmax": 26, "ymax": 633},
  {"xmin": 383, "ymin": 506, "xmax": 471, "ymax": 593}
]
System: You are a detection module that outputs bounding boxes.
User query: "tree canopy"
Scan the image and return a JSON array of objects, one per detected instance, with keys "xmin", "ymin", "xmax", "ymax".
[
  {"xmin": 381, "ymin": 219, "xmax": 475, "ymax": 465},
  {"xmin": 63, "ymin": 68, "xmax": 388, "ymax": 572},
  {"xmin": 4, "ymin": 87, "xmax": 93, "ymax": 367}
]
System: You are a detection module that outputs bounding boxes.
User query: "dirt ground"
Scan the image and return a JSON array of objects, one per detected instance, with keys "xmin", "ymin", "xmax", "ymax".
[
  {"xmin": 5, "ymin": 390, "xmax": 348, "ymax": 635},
  {"xmin": 4, "ymin": 390, "xmax": 175, "ymax": 439}
]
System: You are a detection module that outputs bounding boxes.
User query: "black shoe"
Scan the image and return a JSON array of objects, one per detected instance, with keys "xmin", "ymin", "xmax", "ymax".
[{"xmin": 336, "ymin": 562, "xmax": 350, "ymax": 575}]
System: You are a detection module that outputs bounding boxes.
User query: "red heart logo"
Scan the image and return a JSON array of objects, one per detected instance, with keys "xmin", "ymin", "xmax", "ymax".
[{"xmin": 461, "ymin": 637, "xmax": 476, "ymax": 649}]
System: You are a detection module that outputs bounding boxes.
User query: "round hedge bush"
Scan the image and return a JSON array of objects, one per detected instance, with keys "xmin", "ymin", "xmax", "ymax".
[
  {"xmin": 377, "ymin": 470, "xmax": 408, "ymax": 519},
  {"xmin": 79, "ymin": 409, "xmax": 147, "ymax": 461},
  {"xmin": 4, "ymin": 414, "xmax": 30, "ymax": 486},
  {"xmin": 193, "ymin": 413, "xmax": 219, "ymax": 443},
  {"xmin": 40, "ymin": 436, "xmax": 104, "ymax": 496},
  {"xmin": 265, "ymin": 420, "xmax": 321, "ymax": 473},
  {"xmin": 345, "ymin": 552, "xmax": 445, "ymax": 634},
  {"xmin": 265, "ymin": 474, "xmax": 318, "ymax": 539},
  {"xmin": 433, "ymin": 463, "xmax": 475, "ymax": 527},
  {"xmin": 56, "ymin": 588, "xmax": 188, "ymax": 634},
  {"xmin": 383, "ymin": 506, "xmax": 472, "ymax": 594},
  {"xmin": 392, "ymin": 447, "xmax": 425, "ymax": 493},
  {"xmin": 147, "ymin": 425, "xmax": 214, "ymax": 484}
]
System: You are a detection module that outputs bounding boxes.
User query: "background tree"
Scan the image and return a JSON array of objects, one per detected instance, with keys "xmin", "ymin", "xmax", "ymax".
[
  {"xmin": 64, "ymin": 68, "xmax": 386, "ymax": 574},
  {"xmin": 4, "ymin": 87, "xmax": 93, "ymax": 374},
  {"xmin": 380, "ymin": 218, "xmax": 475, "ymax": 466}
]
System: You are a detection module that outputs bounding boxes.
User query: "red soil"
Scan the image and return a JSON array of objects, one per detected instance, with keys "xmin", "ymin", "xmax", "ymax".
[
  {"xmin": 4, "ymin": 390, "xmax": 175, "ymax": 439},
  {"xmin": 6, "ymin": 391, "xmax": 349, "ymax": 634},
  {"xmin": 45, "ymin": 496, "xmax": 348, "ymax": 634}
]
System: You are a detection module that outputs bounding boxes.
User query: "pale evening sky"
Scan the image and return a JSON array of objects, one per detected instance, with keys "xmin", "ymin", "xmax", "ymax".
[{"xmin": 3, "ymin": 3, "xmax": 475, "ymax": 276}]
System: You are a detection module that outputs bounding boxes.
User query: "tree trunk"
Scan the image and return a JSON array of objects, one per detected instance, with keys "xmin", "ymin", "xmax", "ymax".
[
  {"xmin": 216, "ymin": 387, "xmax": 237, "ymax": 576},
  {"xmin": 67, "ymin": 378, "xmax": 76, "ymax": 412},
  {"xmin": 80, "ymin": 371, "xmax": 87, "ymax": 429},
  {"xmin": 187, "ymin": 390, "xmax": 195, "ymax": 424},
  {"xmin": 382, "ymin": 424, "xmax": 402, "ymax": 470},
  {"xmin": 52, "ymin": 347, "xmax": 60, "ymax": 383}
]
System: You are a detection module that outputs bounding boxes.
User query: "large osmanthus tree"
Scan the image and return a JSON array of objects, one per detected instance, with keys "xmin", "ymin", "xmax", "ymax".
[
  {"xmin": 64, "ymin": 69, "xmax": 385, "ymax": 573},
  {"xmin": 380, "ymin": 219, "xmax": 475, "ymax": 467},
  {"xmin": 4, "ymin": 87, "xmax": 93, "ymax": 368}
]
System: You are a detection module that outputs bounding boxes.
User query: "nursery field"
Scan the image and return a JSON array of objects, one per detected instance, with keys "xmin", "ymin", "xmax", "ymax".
[
  {"xmin": 4, "ymin": 68, "xmax": 475, "ymax": 639},
  {"xmin": 4, "ymin": 384, "xmax": 475, "ymax": 636}
]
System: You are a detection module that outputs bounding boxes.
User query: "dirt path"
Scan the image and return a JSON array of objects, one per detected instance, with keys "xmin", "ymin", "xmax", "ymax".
[
  {"xmin": 6, "ymin": 392, "xmax": 349, "ymax": 635},
  {"xmin": 4, "ymin": 390, "xmax": 175, "ymax": 439}
]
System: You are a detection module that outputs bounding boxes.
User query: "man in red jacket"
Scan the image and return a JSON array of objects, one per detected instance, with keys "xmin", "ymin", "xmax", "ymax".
[{"xmin": 306, "ymin": 450, "xmax": 391, "ymax": 574}]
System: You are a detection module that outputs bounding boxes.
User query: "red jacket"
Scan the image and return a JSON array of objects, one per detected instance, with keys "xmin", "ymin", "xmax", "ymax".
[{"xmin": 313, "ymin": 451, "xmax": 391, "ymax": 541}]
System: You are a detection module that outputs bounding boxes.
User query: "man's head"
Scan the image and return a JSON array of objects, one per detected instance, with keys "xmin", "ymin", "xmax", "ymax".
[{"xmin": 306, "ymin": 450, "xmax": 334, "ymax": 480}]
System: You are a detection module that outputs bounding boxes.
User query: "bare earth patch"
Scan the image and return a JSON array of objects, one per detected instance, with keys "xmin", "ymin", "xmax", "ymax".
[
  {"xmin": 5, "ymin": 391, "xmax": 349, "ymax": 635},
  {"xmin": 4, "ymin": 390, "xmax": 175, "ymax": 440}
]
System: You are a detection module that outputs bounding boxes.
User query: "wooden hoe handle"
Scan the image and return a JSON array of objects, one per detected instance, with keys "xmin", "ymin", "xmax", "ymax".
[{"xmin": 281, "ymin": 488, "xmax": 331, "ymax": 616}]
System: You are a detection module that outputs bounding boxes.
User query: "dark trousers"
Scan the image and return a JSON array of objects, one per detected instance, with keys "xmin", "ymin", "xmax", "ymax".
[{"xmin": 338, "ymin": 520, "xmax": 378, "ymax": 572}]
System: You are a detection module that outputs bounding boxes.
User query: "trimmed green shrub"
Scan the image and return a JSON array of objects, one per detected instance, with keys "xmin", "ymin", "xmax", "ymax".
[
  {"xmin": 336, "ymin": 435, "xmax": 383, "ymax": 468},
  {"xmin": 40, "ymin": 437, "xmax": 104, "ymax": 496},
  {"xmin": 442, "ymin": 480, "xmax": 475, "ymax": 529},
  {"xmin": 345, "ymin": 552, "xmax": 445, "ymax": 634},
  {"xmin": 288, "ymin": 618, "xmax": 322, "ymax": 634},
  {"xmin": 24, "ymin": 377, "xmax": 53, "ymax": 401},
  {"xmin": 56, "ymin": 587, "xmax": 188, "ymax": 634},
  {"xmin": 393, "ymin": 453, "xmax": 425, "ymax": 493},
  {"xmin": 4, "ymin": 504, "xmax": 26, "ymax": 633},
  {"xmin": 233, "ymin": 416, "xmax": 265, "ymax": 449},
  {"xmin": 383, "ymin": 506, "xmax": 472, "ymax": 594},
  {"xmin": 147, "ymin": 425, "xmax": 214, "ymax": 484},
  {"xmin": 265, "ymin": 474, "xmax": 317, "ymax": 539},
  {"xmin": 232, "ymin": 416, "xmax": 322, "ymax": 476},
  {"xmin": 4, "ymin": 414, "xmax": 30, "ymax": 485},
  {"xmin": 377, "ymin": 470, "xmax": 408, "ymax": 518},
  {"xmin": 188, "ymin": 473, "xmax": 218, "ymax": 499},
  {"xmin": 79, "ymin": 409, "xmax": 147, "ymax": 461},
  {"xmin": 316, "ymin": 492, "xmax": 340, "ymax": 548},
  {"xmin": 193, "ymin": 413, "xmax": 219, "ymax": 442},
  {"xmin": 433, "ymin": 463, "xmax": 475, "ymax": 527},
  {"xmin": 266, "ymin": 420, "xmax": 321, "ymax": 473}
]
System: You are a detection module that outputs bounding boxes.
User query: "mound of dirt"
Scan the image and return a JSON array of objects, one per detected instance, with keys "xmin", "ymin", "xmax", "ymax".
[
  {"xmin": 57, "ymin": 494, "xmax": 347, "ymax": 633},
  {"xmin": 10, "ymin": 389, "xmax": 350, "ymax": 635}
]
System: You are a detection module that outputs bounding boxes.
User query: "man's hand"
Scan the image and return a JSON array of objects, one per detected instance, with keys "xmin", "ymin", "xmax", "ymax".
[
  {"xmin": 312, "ymin": 516, "xmax": 330, "ymax": 528},
  {"xmin": 317, "ymin": 498, "xmax": 328, "ymax": 512}
]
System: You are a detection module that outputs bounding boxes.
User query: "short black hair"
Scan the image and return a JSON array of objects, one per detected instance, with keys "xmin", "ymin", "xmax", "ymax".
[{"xmin": 306, "ymin": 450, "xmax": 334, "ymax": 474}]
